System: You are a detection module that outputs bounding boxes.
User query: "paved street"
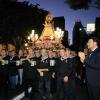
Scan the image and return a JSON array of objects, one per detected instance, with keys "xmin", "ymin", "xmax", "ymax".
[{"xmin": 0, "ymin": 80, "xmax": 89, "ymax": 100}]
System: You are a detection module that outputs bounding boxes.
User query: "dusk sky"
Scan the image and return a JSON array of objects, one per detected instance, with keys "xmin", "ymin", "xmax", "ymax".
[{"xmin": 18, "ymin": 0, "xmax": 100, "ymax": 43}]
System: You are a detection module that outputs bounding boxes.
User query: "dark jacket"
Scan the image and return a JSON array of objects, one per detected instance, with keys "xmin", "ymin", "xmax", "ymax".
[
  {"xmin": 55, "ymin": 57, "xmax": 73, "ymax": 79},
  {"xmin": 84, "ymin": 48, "xmax": 100, "ymax": 86},
  {"xmin": 38, "ymin": 57, "xmax": 51, "ymax": 77},
  {"xmin": 23, "ymin": 57, "xmax": 38, "ymax": 81},
  {"xmin": 0, "ymin": 56, "xmax": 9, "ymax": 84},
  {"xmin": 8, "ymin": 55, "xmax": 19, "ymax": 76}
]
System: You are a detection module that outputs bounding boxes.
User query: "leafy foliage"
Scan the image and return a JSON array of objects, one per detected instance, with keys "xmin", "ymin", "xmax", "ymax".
[
  {"xmin": 0, "ymin": 0, "xmax": 48, "ymax": 49},
  {"xmin": 65, "ymin": 0, "xmax": 91, "ymax": 10},
  {"xmin": 64, "ymin": 0, "xmax": 100, "ymax": 10}
]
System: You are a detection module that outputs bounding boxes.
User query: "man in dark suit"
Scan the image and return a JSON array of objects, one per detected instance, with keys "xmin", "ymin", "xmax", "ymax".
[{"xmin": 79, "ymin": 36, "xmax": 100, "ymax": 100}]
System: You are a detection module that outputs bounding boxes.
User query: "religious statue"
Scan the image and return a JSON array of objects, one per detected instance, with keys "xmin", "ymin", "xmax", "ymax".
[
  {"xmin": 40, "ymin": 13, "xmax": 55, "ymax": 39},
  {"xmin": 35, "ymin": 13, "xmax": 65, "ymax": 50},
  {"xmin": 44, "ymin": 13, "xmax": 54, "ymax": 27}
]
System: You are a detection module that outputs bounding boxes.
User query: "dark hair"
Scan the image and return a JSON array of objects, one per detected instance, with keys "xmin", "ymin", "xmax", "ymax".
[{"xmin": 88, "ymin": 36, "xmax": 100, "ymax": 47}]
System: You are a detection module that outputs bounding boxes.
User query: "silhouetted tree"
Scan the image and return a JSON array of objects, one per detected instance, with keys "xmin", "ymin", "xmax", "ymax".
[
  {"xmin": 0, "ymin": 0, "xmax": 48, "ymax": 49},
  {"xmin": 64, "ymin": 0, "xmax": 100, "ymax": 10}
]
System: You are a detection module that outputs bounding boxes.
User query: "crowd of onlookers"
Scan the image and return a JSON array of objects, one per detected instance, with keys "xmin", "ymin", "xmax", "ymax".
[{"xmin": 0, "ymin": 46, "xmax": 84, "ymax": 100}]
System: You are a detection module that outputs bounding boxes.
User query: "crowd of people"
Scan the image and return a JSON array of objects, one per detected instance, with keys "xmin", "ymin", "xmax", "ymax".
[
  {"xmin": 0, "ymin": 45, "xmax": 82, "ymax": 100},
  {"xmin": 0, "ymin": 36, "xmax": 100, "ymax": 100}
]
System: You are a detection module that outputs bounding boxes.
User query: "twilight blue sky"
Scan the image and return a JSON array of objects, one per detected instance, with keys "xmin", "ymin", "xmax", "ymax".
[{"xmin": 18, "ymin": 0, "xmax": 100, "ymax": 43}]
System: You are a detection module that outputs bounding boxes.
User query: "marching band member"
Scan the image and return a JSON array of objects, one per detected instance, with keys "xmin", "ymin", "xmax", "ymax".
[
  {"xmin": 8, "ymin": 49, "xmax": 19, "ymax": 89},
  {"xmin": 0, "ymin": 49, "xmax": 9, "ymax": 95},
  {"xmin": 65, "ymin": 48, "xmax": 76, "ymax": 100},
  {"xmin": 37, "ymin": 49, "xmax": 51, "ymax": 100},
  {"xmin": 35, "ymin": 49, "xmax": 41, "ymax": 69},
  {"xmin": 48, "ymin": 50, "xmax": 57, "ymax": 96},
  {"xmin": 18, "ymin": 49, "xmax": 24, "ymax": 86},
  {"xmin": 54, "ymin": 48, "xmax": 75, "ymax": 100},
  {"xmin": 23, "ymin": 47, "xmax": 38, "ymax": 100}
]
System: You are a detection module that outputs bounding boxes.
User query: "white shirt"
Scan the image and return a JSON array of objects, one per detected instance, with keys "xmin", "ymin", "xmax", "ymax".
[{"xmin": 91, "ymin": 47, "xmax": 98, "ymax": 52}]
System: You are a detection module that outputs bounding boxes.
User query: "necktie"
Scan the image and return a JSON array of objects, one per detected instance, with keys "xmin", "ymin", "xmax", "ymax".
[
  {"xmin": 88, "ymin": 52, "xmax": 93, "ymax": 58},
  {"xmin": 10, "ymin": 56, "xmax": 13, "ymax": 60}
]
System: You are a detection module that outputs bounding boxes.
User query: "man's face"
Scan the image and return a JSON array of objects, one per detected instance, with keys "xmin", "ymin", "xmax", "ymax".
[
  {"xmin": 52, "ymin": 52, "xmax": 56, "ymax": 57},
  {"xmin": 10, "ymin": 51, "xmax": 16, "ymax": 56},
  {"xmin": 41, "ymin": 49, "xmax": 48, "ymax": 57},
  {"xmin": 18, "ymin": 50, "xmax": 23, "ymax": 56},
  {"xmin": 87, "ymin": 39, "xmax": 95, "ymax": 50},
  {"xmin": 23, "ymin": 50, "xmax": 28, "ymax": 56},
  {"xmin": 35, "ymin": 51, "xmax": 40, "ymax": 57},
  {"xmin": 65, "ymin": 50, "xmax": 70, "ymax": 57},
  {"xmin": 28, "ymin": 49, "xmax": 34, "ymax": 55},
  {"xmin": 48, "ymin": 51, "xmax": 53, "ymax": 57},
  {"xmin": 59, "ymin": 49, "xmax": 65, "ymax": 57},
  {"xmin": 1, "ymin": 50, "xmax": 6, "ymax": 56}
]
